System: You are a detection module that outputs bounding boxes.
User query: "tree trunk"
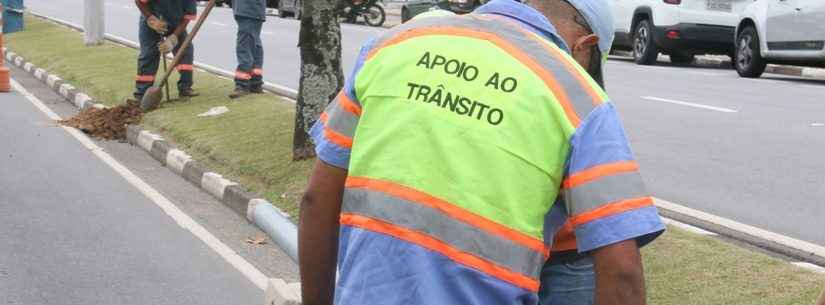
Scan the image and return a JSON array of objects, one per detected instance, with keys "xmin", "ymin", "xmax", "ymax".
[{"xmin": 292, "ymin": 0, "xmax": 344, "ymax": 161}]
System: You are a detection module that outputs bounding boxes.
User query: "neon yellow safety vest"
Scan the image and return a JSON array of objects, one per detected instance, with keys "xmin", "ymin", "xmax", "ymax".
[{"xmin": 323, "ymin": 13, "xmax": 609, "ymax": 296}]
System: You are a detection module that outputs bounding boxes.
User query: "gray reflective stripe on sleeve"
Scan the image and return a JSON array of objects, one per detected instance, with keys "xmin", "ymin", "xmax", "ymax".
[
  {"xmin": 564, "ymin": 171, "xmax": 649, "ymax": 216},
  {"xmin": 342, "ymin": 188, "xmax": 546, "ymax": 278},
  {"xmin": 365, "ymin": 15, "xmax": 602, "ymax": 125},
  {"xmin": 324, "ymin": 100, "xmax": 359, "ymax": 138}
]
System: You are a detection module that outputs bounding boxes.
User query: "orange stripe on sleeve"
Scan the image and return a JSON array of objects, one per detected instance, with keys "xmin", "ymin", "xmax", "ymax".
[
  {"xmin": 365, "ymin": 26, "xmax": 581, "ymax": 127},
  {"xmin": 571, "ymin": 197, "xmax": 654, "ymax": 226},
  {"xmin": 341, "ymin": 213, "xmax": 540, "ymax": 292},
  {"xmin": 338, "ymin": 92, "xmax": 362, "ymax": 116},
  {"xmin": 346, "ymin": 176, "xmax": 548, "ymax": 256},
  {"xmin": 563, "ymin": 161, "xmax": 639, "ymax": 189},
  {"xmin": 320, "ymin": 112, "xmax": 354, "ymax": 149},
  {"xmin": 184, "ymin": 14, "xmax": 196, "ymax": 21}
]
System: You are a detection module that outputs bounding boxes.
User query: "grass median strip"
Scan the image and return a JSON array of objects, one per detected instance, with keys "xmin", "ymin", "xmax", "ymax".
[{"xmin": 9, "ymin": 15, "xmax": 825, "ymax": 304}]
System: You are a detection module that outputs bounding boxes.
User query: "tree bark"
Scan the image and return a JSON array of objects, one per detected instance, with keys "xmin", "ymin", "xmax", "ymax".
[{"xmin": 293, "ymin": 0, "xmax": 344, "ymax": 161}]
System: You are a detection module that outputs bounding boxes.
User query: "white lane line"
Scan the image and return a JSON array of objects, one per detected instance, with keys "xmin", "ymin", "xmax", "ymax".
[
  {"xmin": 655, "ymin": 197, "xmax": 825, "ymax": 259},
  {"xmin": 121, "ymin": 5, "xmax": 131, "ymax": 9},
  {"xmin": 262, "ymin": 31, "xmax": 274, "ymax": 35},
  {"xmin": 641, "ymin": 96, "xmax": 738, "ymax": 113},
  {"xmin": 792, "ymin": 262, "xmax": 825, "ymax": 274},
  {"xmin": 209, "ymin": 22, "xmax": 230, "ymax": 27},
  {"xmin": 11, "ymin": 79, "xmax": 269, "ymax": 291}
]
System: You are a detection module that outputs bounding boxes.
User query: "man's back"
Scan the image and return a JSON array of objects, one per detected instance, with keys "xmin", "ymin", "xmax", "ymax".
[
  {"xmin": 322, "ymin": 12, "xmax": 605, "ymax": 305},
  {"xmin": 304, "ymin": 2, "xmax": 665, "ymax": 305}
]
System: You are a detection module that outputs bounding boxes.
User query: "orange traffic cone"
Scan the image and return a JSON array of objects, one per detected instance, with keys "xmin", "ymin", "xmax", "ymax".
[{"xmin": 0, "ymin": 3, "xmax": 10, "ymax": 93}]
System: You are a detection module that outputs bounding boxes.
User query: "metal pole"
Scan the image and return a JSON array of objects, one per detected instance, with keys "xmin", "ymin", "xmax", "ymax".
[{"xmin": 83, "ymin": 0, "xmax": 104, "ymax": 45}]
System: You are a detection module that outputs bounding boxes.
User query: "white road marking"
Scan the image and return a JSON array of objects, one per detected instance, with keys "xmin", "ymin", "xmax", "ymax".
[
  {"xmin": 11, "ymin": 79, "xmax": 269, "ymax": 291},
  {"xmin": 811, "ymin": 123, "xmax": 825, "ymax": 127},
  {"xmin": 121, "ymin": 5, "xmax": 131, "ymax": 9},
  {"xmin": 262, "ymin": 31, "xmax": 274, "ymax": 35},
  {"xmin": 791, "ymin": 262, "xmax": 825, "ymax": 274},
  {"xmin": 655, "ymin": 197, "xmax": 825, "ymax": 260},
  {"xmin": 209, "ymin": 22, "xmax": 229, "ymax": 27},
  {"xmin": 641, "ymin": 96, "xmax": 738, "ymax": 113}
]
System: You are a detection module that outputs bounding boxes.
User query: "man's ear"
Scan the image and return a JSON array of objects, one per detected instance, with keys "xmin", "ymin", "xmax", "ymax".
[{"xmin": 573, "ymin": 33, "xmax": 600, "ymax": 54}]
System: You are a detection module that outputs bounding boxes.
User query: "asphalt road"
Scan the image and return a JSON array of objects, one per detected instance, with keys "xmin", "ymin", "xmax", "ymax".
[
  {"xmin": 0, "ymin": 67, "xmax": 298, "ymax": 304},
  {"xmin": 21, "ymin": 0, "xmax": 825, "ymax": 248}
]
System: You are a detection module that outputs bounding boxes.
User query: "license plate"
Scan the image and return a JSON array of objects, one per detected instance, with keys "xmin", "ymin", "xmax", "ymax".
[{"xmin": 707, "ymin": 0, "xmax": 732, "ymax": 12}]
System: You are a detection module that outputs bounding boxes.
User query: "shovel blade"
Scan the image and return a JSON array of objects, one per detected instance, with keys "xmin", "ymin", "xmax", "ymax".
[{"xmin": 140, "ymin": 86, "xmax": 163, "ymax": 111}]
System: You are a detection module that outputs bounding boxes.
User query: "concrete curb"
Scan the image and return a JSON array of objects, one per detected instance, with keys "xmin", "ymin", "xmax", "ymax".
[
  {"xmin": 3, "ymin": 45, "xmax": 303, "ymax": 305},
  {"xmin": 121, "ymin": 123, "xmax": 300, "ymax": 267},
  {"xmin": 611, "ymin": 51, "xmax": 825, "ymax": 80}
]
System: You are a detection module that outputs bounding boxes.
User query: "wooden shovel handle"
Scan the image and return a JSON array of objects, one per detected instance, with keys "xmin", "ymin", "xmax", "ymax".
[
  {"xmin": 815, "ymin": 286, "xmax": 825, "ymax": 305},
  {"xmin": 158, "ymin": 0, "xmax": 217, "ymax": 87}
]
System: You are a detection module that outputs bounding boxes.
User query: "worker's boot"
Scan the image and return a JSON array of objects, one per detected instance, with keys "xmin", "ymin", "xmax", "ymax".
[
  {"xmin": 126, "ymin": 95, "xmax": 142, "ymax": 106},
  {"xmin": 250, "ymin": 86, "xmax": 264, "ymax": 94},
  {"xmin": 179, "ymin": 88, "xmax": 200, "ymax": 98},
  {"xmin": 229, "ymin": 88, "xmax": 251, "ymax": 99}
]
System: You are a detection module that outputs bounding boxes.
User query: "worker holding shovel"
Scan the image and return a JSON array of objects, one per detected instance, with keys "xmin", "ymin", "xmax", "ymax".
[{"xmin": 132, "ymin": 0, "xmax": 199, "ymax": 103}]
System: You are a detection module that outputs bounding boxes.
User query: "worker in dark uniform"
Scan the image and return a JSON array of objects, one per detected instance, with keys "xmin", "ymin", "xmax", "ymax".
[
  {"xmin": 229, "ymin": 0, "xmax": 266, "ymax": 99},
  {"xmin": 133, "ymin": 0, "xmax": 199, "ymax": 101}
]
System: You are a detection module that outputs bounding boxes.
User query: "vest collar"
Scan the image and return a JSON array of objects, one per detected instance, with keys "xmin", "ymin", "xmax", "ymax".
[{"xmin": 473, "ymin": 0, "xmax": 572, "ymax": 54}]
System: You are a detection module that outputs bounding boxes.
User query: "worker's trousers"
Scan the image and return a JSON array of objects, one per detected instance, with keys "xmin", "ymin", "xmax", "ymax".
[
  {"xmin": 538, "ymin": 256, "xmax": 595, "ymax": 305},
  {"xmin": 134, "ymin": 17, "xmax": 194, "ymax": 98},
  {"xmin": 234, "ymin": 16, "xmax": 264, "ymax": 90}
]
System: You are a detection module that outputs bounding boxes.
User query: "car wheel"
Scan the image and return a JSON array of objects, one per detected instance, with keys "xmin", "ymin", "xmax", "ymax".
[
  {"xmin": 363, "ymin": 4, "xmax": 385, "ymax": 27},
  {"xmin": 670, "ymin": 52, "xmax": 695, "ymax": 66},
  {"xmin": 401, "ymin": 7, "xmax": 411, "ymax": 23},
  {"xmin": 735, "ymin": 26, "xmax": 767, "ymax": 78},
  {"xmin": 633, "ymin": 20, "xmax": 659, "ymax": 65},
  {"xmin": 294, "ymin": 0, "xmax": 302, "ymax": 20}
]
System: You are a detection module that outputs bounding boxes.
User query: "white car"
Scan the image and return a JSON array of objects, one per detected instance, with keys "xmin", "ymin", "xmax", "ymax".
[
  {"xmin": 734, "ymin": 0, "xmax": 825, "ymax": 78},
  {"xmin": 611, "ymin": 0, "xmax": 751, "ymax": 65}
]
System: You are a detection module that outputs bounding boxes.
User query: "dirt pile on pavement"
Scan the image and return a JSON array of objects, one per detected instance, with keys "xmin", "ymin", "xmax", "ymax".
[{"xmin": 60, "ymin": 101, "xmax": 143, "ymax": 140}]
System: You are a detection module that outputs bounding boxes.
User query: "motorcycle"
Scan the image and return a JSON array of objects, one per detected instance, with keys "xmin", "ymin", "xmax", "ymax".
[{"xmin": 342, "ymin": 0, "xmax": 386, "ymax": 27}]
